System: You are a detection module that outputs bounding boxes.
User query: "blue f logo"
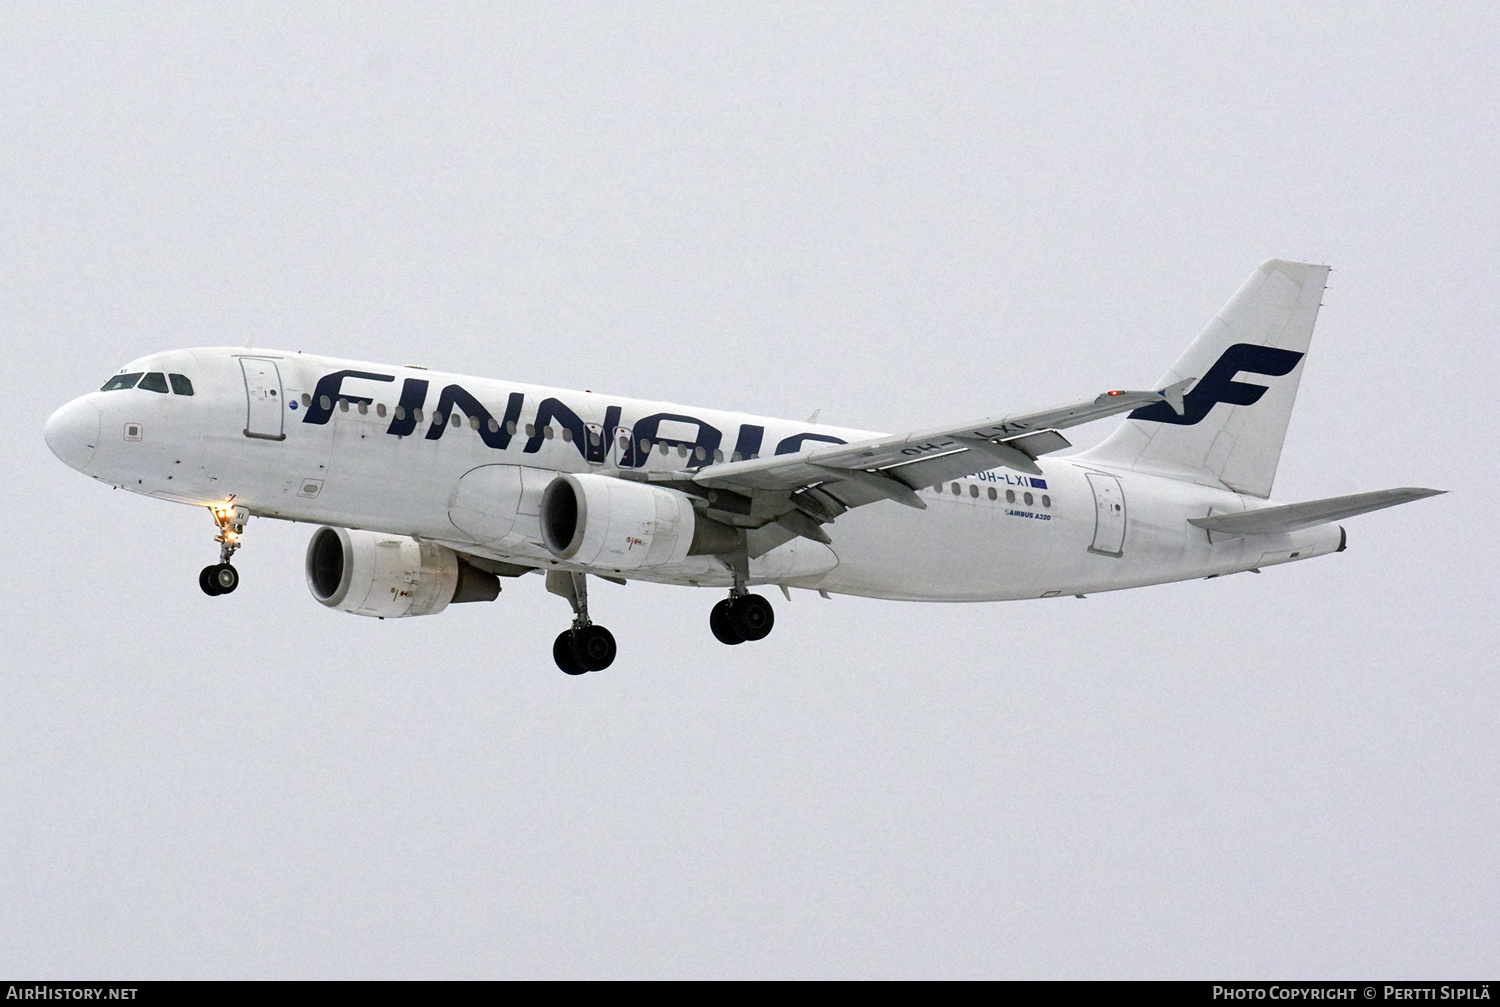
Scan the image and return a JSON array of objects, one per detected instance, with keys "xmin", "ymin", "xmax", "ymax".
[{"xmin": 1129, "ymin": 343, "xmax": 1305, "ymax": 426}]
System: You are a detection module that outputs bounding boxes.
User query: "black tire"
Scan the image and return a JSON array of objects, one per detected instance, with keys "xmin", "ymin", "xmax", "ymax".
[
  {"xmin": 571, "ymin": 625, "xmax": 617, "ymax": 671},
  {"xmin": 554, "ymin": 631, "xmax": 588, "ymax": 675},
  {"xmin": 199, "ymin": 565, "xmax": 223, "ymax": 596},
  {"xmin": 710, "ymin": 598, "xmax": 745, "ymax": 645},
  {"xmin": 729, "ymin": 593, "xmax": 774, "ymax": 641},
  {"xmin": 214, "ymin": 563, "xmax": 239, "ymax": 594}
]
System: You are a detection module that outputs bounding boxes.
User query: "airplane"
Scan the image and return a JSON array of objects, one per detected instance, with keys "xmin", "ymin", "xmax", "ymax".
[{"xmin": 44, "ymin": 259, "xmax": 1442, "ymax": 674}]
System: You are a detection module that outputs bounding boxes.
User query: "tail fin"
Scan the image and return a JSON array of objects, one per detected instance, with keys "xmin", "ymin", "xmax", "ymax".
[{"xmin": 1082, "ymin": 259, "xmax": 1330, "ymax": 498}]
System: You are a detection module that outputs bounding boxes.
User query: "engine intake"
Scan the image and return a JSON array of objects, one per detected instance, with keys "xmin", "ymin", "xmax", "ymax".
[
  {"xmin": 540, "ymin": 473, "xmax": 737, "ymax": 570},
  {"xmin": 305, "ymin": 526, "xmax": 500, "ymax": 618}
]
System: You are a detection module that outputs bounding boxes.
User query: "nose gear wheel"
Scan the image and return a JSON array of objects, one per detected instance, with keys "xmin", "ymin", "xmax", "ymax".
[
  {"xmin": 199, "ymin": 563, "xmax": 239, "ymax": 596},
  {"xmin": 201, "ymin": 503, "xmax": 249, "ymax": 597}
]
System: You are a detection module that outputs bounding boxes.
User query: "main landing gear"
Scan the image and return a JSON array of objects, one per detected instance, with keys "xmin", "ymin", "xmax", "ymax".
[
  {"xmin": 709, "ymin": 592, "xmax": 775, "ymax": 645},
  {"xmin": 200, "ymin": 502, "xmax": 249, "ymax": 597},
  {"xmin": 708, "ymin": 538, "xmax": 775, "ymax": 645},
  {"xmin": 546, "ymin": 571, "xmax": 617, "ymax": 675}
]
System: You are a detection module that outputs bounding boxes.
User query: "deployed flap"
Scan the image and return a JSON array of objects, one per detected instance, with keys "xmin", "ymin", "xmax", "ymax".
[
  {"xmin": 695, "ymin": 386, "xmax": 1177, "ymax": 498},
  {"xmin": 1004, "ymin": 428, "xmax": 1072, "ymax": 458},
  {"xmin": 1188, "ymin": 487, "xmax": 1444, "ymax": 536}
]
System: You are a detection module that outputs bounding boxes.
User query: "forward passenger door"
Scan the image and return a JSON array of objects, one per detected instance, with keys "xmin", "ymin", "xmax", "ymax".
[{"xmin": 240, "ymin": 358, "xmax": 286, "ymax": 441}]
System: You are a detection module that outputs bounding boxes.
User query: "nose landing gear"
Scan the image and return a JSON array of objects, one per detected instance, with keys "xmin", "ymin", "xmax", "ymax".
[
  {"xmin": 200, "ymin": 503, "xmax": 249, "ymax": 597},
  {"xmin": 546, "ymin": 571, "xmax": 617, "ymax": 674}
]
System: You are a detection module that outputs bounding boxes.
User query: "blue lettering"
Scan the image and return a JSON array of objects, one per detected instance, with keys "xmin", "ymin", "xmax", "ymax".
[
  {"xmin": 520, "ymin": 397, "xmax": 588, "ymax": 455},
  {"xmin": 518, "ymin": 399, "xmax": 620, "ymax": 462},
  {"xmin": 622, "ymin": 413, "xmax": 723, "ymax": 469},
  {"xmin": 776, "ymin": 432, "xmax": 847, "ymax": 455},
  {"xmin": 386, "ymin": 377, "xmax": 429, "ymax": 436},
  {"xmin": 425, "ymin": 385, "xmax": 525, "ymax": 449},
  {"xmin": 732, "ymin": 424, "xmax": 764, "ymax": 462},
  {"xmin": 303, "ymin": 370, "xmax": 395, "ymax": 424}
]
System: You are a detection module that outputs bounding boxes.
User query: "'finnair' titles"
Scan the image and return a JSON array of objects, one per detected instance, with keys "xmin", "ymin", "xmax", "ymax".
[
  {"xmin": 45, "ymin": 260, "xmax": 1443, "ymax": 674},
  {"xmin": 297, "ymin": 367, "xmax": 845, "ymax": 466}
]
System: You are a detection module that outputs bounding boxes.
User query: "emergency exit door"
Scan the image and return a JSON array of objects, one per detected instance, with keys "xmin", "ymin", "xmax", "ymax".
[
  {"xmin": 1086, "ymin": 472, "xmax": 1126, "ymax": 557},
  {"xmin": 240, "ymin": 357, "xmax": 286, "ymax": 441},
  {"xmin": 611, "ymin": 426, "xmax": 633, "ymax": 468}
]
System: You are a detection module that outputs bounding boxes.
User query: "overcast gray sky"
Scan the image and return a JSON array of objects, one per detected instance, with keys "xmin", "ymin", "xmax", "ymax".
[{"xmin": 2, "ymin": 3, "xmax": 1496, "ymax": 979}]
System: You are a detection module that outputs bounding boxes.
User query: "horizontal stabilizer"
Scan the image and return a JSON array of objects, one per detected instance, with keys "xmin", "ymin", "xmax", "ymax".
[{"xmin": 1188, "ymin": 487, "xmax": 1445, "ymax": 536}]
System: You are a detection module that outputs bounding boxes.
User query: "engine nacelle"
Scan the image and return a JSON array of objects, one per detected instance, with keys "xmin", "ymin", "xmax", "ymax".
[
  {"xmin": 305, "ymin": 526, "xmax": 500, "ymax": 618},
  {"xmin": 540, "ymin": 473, "xmax": 737, "ymax": 570}
]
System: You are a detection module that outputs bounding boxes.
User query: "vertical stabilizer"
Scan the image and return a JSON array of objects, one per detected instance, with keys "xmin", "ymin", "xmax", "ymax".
[{"xmin": 1081, "ymin": 259, "xmax": 1329, "ymax": 498}]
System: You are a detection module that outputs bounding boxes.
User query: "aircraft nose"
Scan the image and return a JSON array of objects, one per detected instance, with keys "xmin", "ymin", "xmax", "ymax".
[{"xmin": 45, "ymin": 396, "xmax": 101, "ymax": 473}]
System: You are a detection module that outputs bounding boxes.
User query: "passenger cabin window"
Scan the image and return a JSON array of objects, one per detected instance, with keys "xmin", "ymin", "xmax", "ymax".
[
  {"xmin": 100, "ymin": 373, "xmax": 143, "ymax": 392},
  {"xmin": 138, "ymin": 372, "xmax": 169, "ymax": 393},
  {"xmin": 168, "ymin": 373, "xmax": 194, "ymax": 395}
]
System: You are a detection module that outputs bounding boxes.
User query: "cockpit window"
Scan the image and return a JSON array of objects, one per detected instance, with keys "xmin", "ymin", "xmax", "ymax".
[
  {"xmin": 100, "ymin": 373, "xmax": 143, "ymax": 392},
  {"xmin": 138, "ymin": 372, "xmax": 170, "ymax": 394},
  {"xmin": 168, "ymin": 373, "xmax": 194, "ymax": 395}
]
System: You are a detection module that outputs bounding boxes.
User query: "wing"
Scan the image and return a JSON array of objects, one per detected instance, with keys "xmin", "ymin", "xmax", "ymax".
[
  {"xmin": 640, "ymin": 381, "xmax": 1191, "ymax": 550},
  {"xmin": 699, "ymin": 387, "xmax": 1181, "ymax": 494}
]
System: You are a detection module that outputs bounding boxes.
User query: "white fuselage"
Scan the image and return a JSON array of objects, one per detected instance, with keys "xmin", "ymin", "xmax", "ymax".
[{"xmin": 47, "ymin": 347, "xmax": 1341, "ymax": 601}]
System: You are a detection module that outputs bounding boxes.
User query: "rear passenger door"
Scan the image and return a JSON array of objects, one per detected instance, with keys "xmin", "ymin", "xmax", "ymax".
[{"xmin": 1086, "ymin": 472, "xmax": 1126, "ymax": 556}]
